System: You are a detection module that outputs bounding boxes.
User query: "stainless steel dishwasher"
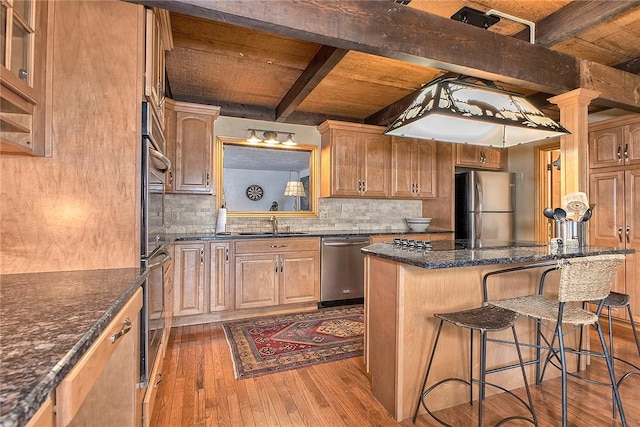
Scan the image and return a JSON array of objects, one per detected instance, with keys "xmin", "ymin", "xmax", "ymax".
[{"xmin": 320, "ymin": 236, "xmax": 369, "ymax": 307}]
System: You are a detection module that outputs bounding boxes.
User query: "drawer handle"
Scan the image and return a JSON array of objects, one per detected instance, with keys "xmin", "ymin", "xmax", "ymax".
[
  {"xmin": 154, "ymin": 372, "xmax": 163, "ymax": 388},
  {"xmin": 270, "ymin": 244, "xmax": 287, "ymax": 248},
  {"xmin": 110, "ymin": 318, "xmax": 132, "ymax": 343}
]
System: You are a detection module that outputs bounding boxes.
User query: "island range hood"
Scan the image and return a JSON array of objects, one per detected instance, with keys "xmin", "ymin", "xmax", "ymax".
[{"xmin": 384, "ymin": 76, "xmax": 570, "ymax": 148}]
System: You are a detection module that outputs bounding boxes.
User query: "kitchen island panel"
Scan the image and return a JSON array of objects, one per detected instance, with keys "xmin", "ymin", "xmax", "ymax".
[{"xmin": 366, "ymin": 257, "xmax": 576, "ymax": 422}]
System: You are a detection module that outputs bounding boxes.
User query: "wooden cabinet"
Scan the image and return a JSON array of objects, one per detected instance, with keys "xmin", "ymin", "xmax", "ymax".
[
  {"xmin": 209, "ymin": 241, "xmax": 231, "ymax": 312},
  {"xmin": 319, "ymin": 120, "xmax": 391, "ymax": 198},
  {"xmin": 391, "ymin": 137, "xmax": 436, "ymax": 199},
  {"xmin": 144, "ymin": 8, "xmax": 172, "ymax": 129},
  {"xmin": 234, "ymin": 238, "xmax": 320, "ymax": 309},
  {"xmin": 589, "ymin": 168, "xmax": 640, "ymax": 319},
  {"xmin": 165, "ymin": 99, "xmax": 220, "ymax": 194},
  {"xmin": 173, "ymin": 242, "xmax": 206, "ymax": 317},
  {"xmin": 1, "ymin": 0, "xmax": 52, "ymax": 156},
  {"xmin": 56, "ymin": 288, "xmax": 142, "ymax": 427},
  {"xmin": 172, "ymin": 241, "xmax": 231, "ymax": 322},
  {"xmin": 455, "ymin": 144, "xmax": 505, "ymax": 170},
  {"xmin": 25, "ymin": 396, "xmax": 54, "ymax": 427},
  {"xmin": 589, "ymin": 117, "xmax": 640, "ymax": 169}
]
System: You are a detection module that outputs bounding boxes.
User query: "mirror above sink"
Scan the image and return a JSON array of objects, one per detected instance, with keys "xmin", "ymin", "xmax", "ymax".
[{"xmin": 215, "ymin": 136, "xmax": 319, "ymax": 217}]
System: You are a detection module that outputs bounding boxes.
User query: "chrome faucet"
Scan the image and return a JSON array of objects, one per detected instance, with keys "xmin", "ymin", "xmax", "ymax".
[{"xmin": 269, "ymin": 216, "xmax": 278, "ymax": 235}]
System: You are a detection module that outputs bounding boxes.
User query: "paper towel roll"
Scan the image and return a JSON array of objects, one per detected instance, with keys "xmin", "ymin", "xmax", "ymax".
[{"xmin": 215, "ymin": 208, "xmax": 227, "ymax": 234}]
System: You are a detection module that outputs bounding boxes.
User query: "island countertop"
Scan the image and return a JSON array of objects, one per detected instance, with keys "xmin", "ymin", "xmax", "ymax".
[
  {"xmin": 361, "ymin": 240, "xmax": 634, "ymax": 269},
  {"xmin": 0, "ymin": 269, "xmax": 145, "ymax": 427}
]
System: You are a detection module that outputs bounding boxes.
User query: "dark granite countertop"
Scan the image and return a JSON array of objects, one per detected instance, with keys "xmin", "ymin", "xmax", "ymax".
[
  {"xmin": 0, "ymin": 269, "xmax": 145, "ymax": 427},
  {"xmin": 167, "ymin": 226, "xmax": 453, "ymax": 243},
  {"xmin": 361, "ymin": 240, "xmax": 634, "ymax": 269}
]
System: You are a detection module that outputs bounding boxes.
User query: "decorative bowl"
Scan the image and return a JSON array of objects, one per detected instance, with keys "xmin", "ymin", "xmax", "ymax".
[{"xmin": 405, "ymin": 218, "xmax": 432, "ymax": 232}]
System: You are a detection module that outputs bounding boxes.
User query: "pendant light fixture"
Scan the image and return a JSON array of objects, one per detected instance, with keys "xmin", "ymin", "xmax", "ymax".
[{"xmin": 384, "ymin": 75, "xmax": 570, "ymax": 148}]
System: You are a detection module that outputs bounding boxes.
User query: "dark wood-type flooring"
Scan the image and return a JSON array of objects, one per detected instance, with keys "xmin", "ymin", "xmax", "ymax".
[{"xmin": 151, "ymin": 319, "xmax": 640, "ymax": 426}]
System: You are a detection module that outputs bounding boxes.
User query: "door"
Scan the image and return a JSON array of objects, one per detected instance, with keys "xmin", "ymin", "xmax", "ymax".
[
  {"xmin": 361, "ymin": 133, "xmax": 390, "ymax": 197},
  {"xmin": 470, "ymin": 171, "xmax": 514, "ymax": 212},
  {"xmin": 280, "ymin": 252, "xmax": 320, "ymax": 304},
  {"xmin": 174, "ymin": 111, "xmax": 214, "ymax": 194},
  {"xmin": 234, "ymin": 254, "xmax": 279, "ymax": 309},
  {"xmin": 173, "ymin": 243, "xmax": 206, "ymax": 316},
  {"xmin": 209, "ymin": 242, "xmax": 231, "ymax": 312},
  {"xmin": 467, "ymin": 212, "xmax": 514, "ymax": 242}
]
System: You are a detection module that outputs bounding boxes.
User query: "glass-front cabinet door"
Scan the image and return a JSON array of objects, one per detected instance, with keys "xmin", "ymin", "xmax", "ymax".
[{"xmin": 1, "ymin": 0, "xmax": 51, "ymax": 156}]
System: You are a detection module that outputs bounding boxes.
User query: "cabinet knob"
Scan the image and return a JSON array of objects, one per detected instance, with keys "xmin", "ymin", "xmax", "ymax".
[
  {"xmin": 110, "ymin": 318, "xmax": 132, "ymax": 343},
  {"xmin": 626, "ymin": 225, "xmax": 630, "ymax": 243},
  {"xmin": 200, "ymin": 248, "xmax": 204, "ymax": 265},
  {"xmin": 624, "ymin": 144, "xmax": 629, "ymax": 162},
  {"xmin": 617, "ymin": 145, "xmax": 622, "ymax": 161},
  {"xmin": 618, "ymin": 226, "xmax": 623, "ymax": 242}
]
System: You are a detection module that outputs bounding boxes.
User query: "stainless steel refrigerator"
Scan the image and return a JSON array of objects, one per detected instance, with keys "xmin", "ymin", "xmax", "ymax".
[{"xmin": 455, "ymin": 170, "xmax": 515, "ymax": 246}]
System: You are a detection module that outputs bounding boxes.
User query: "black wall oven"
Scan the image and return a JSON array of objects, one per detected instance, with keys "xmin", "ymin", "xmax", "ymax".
[{"xmin": 141, "ymin": 102, "xmax": 171, "ymax": 385}]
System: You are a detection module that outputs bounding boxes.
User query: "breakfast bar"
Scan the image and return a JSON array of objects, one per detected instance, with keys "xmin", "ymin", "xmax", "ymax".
[{"xmin": 362, "ymin": 240, "xmax": 633, "ymax": 422}]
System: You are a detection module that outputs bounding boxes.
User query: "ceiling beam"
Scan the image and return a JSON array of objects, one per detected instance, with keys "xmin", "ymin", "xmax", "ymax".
[
  {"xmin": 130, "ymin": 0, "xmax": 640, "ymax": 111},
  {"xmin": 275, "ymin": 45, "xmax": 348, "ymax": 122},
  {"xmin": 172, "ymin": 95, "xmax": 360, "ymax": 126},
  {"xmin": 615, "ymin": 57, "xmax": 640, "ymax": 75},
  {"xmin": 515, "ymin": 0, "xmax": 640, "ymax": 47}
]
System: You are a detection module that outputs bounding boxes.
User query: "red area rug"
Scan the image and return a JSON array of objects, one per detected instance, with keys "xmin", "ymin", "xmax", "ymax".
[{"xmin": 222, "ymin": 305, "xmax": 364, "ymax": 379}]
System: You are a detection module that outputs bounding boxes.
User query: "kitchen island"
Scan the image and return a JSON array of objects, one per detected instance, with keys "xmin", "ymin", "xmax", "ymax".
[{"xmin": 362, "ymin": 240, "xmax": 633, "ymax": 422}]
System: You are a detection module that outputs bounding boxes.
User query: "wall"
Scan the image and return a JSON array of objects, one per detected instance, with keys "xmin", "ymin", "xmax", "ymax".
[{"xmin": 0, "ymin": 1, "xmax": 143, "ymax": 274}]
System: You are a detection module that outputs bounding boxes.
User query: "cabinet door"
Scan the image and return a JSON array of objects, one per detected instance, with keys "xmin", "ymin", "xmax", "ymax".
[
  {"xmin": 329, "ymin": 129, "xmax": 362, "ymax": 197},
  {"xmin": 456, "ymin": 145, "xmax": 481, "ymax": 167},
  {"xmin": 235, "ymin": 254, "xmax": 279, "ymax": 309},
  {"xmin": 144, "ymin": 9, "xmax": 165, "ymax": 128},
  {"xmin": 589, "ymin": 126, "xmax": 624, "ymax": 169},
  {"xmin": 391, "ymin": 137, "xmax": 414, "ymax": 198},
  {"xmin": 361, "ymin": 133, "xmax": 390, "ymax": 197},
  {"xmin": 625, "ymin": 123, "xmax": 640, "ymax": 166},
  {"xmin": 414, "ymin": 140, "xmax": 437, "ymax": 198},
  {"xmin": 174, "ymin": 111, "xmax": 213, "ymax": 194},
  {"xmin": 481, "ymin": 147, "xmax": 504, "ymax": 170},
  {"xmin": 589, "ymin": 171, "xmax": 627, "ymax": 316},
  {"xmin": 626, "ymin": 168, "xmax": 640, "ymax": 316},
  {"xmin": 589, "ymin": 171, "xmax": 625, "ymax": 248},
  {"xmin": 173, "ymin": 243, "xmax": 206, "ymax": 317},
  {"xmin": 280, "ymin": 251, "xmax": 320, "ymax": 304},
  {"xmin": 209, "ymin": 242, "xmax": 231, "ymax": 312}
]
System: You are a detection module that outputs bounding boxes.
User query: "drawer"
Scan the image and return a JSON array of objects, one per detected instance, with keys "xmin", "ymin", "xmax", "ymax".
[
  {"xmin": 55, "ymin": 287, "xmax": 142, "ymax": 426},
  {"xmin": 235, "ymin": 237, "xmax": 320, "ymax": 254}
]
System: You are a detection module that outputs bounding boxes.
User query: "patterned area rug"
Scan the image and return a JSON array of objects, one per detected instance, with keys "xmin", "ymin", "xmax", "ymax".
[{"xmin": 222, "ymin": 305, "xmax": 364, "ymax": 379}]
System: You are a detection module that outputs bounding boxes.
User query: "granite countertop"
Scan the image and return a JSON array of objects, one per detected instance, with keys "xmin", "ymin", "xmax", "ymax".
[
  {"xmin": 361, "ymin": 240, "xmax": 634, "ymax": 269},
  {"xmin": 167, "ymin": 226, "xmax": 453, "ymax": 242},
  {"xmin": 0, "ymin": 268, "xmax": 145, "ymax": 427}
]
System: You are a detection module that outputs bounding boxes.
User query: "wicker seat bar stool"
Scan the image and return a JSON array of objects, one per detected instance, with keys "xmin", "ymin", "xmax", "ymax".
[
  {"xmin": 412, "ymin": 305, "xmax": 537, "ymax": 426},
  {"xmin": 577, "ymin": 291, "xmax": 640, "ymax": 419},
  {"xmin": 489, "ymin": 254, "xmax": 628, "ymax": 427}
]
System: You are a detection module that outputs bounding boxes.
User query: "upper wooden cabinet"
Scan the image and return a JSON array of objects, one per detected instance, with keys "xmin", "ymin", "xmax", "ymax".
[
  {"xmin": 165, "ymin": 99, "xmax": 220, "ymax": 194},
  {"xmin": 391, "ymin": 137, "xmax": 437, "ymax": 199},
  {"xmin": 144, "ymin": 7, "xmax": 172, "ymax": 129},
  {"xmin": 0, "ymin": 0, "xmax": 52, "ymax": 156},
  {"xmin": 319, "ymin": 120, "xmax": 391, "ymax": 198},
  {"xmin": 589, "ymin": 116, "xmax": 640, "ymax": 169},
  {"xmin": 455, "ymin": 144, "xmax": 506, "ymax": 170}
]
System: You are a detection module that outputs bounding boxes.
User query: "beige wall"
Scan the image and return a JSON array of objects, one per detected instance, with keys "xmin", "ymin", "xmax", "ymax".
[{"xmin": 0, "ymin": 1, "xmax": 143, "ymax": 274}]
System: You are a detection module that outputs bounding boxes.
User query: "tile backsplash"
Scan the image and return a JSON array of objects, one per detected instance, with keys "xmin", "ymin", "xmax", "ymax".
[{"xmin": 165, "ymin": 194, "xmax": 423, "ymax": 234}]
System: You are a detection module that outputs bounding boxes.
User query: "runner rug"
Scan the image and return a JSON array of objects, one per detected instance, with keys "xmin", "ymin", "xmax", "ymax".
[{"xmin": 222, "ymin": 305, "xmax": 364, "ymax": 379}]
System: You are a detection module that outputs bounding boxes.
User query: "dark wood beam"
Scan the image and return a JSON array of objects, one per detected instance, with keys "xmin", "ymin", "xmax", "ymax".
[
  {"xmin": 130, "ymin": 0, "xmax": 640, "ymax": 111},
  {"xmin": 615, "ymin": 57, "xmax": 640, "ymax": 75},
  {"xmin": 172, "ymin": 95, "xmax": 360, "ymax": 126},
  {"xmin": 515, "ymin": 0, "xmax": 640, "ymax": 47},
  {"xmin": 275, "ymin": 45, "xmax": 348, "ymax": 122}
]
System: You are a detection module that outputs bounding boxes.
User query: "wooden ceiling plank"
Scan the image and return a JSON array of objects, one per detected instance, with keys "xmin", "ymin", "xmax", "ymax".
[
  {"xmin": 275, "ymin": 45, "xmax": 348, "ymax": 122},
  {"xmin": 515, "ymin": 0, "xmax": 640, "ymax": 47},
  {"xmin": 131, "ymin": 0, "xmax": 640, "ymax": 111}
]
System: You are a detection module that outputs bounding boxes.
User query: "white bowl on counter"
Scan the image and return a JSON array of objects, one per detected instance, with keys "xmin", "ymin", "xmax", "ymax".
[{"xmin": 405, "ymin": 218, "xmax": 432, "ymax": 232}]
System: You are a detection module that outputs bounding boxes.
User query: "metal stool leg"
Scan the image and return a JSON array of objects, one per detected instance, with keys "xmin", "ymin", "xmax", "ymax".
[
  {"xmin": 413, "ymin": 319, "xmax": 445, "ymax": 423},
  {"xmin": 627, "ymin": 305, "xmax": 640, "ymax": 356}
]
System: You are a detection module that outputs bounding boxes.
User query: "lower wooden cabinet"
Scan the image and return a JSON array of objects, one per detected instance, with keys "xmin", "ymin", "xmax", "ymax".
[
  {"xmin": 234, "ymin": 238, "xmax": 320, "ymax": 310},
  {"xmin": 55, "ymin": 288, "xmax": 142, "ymax": 427},
  {"xmin": 173, "ymin": 241, "xmax": 231, "ymax": 319}
]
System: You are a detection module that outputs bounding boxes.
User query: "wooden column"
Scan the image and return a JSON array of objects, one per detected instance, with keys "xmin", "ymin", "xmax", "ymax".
[{"xmin": 548, "ymin": 88, "xmax": 600, "ymax": 196}]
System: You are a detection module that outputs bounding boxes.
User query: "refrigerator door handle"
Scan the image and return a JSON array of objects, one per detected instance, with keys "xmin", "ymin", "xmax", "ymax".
[
  {"xmin": 475, "ymin": 179, "xmax": 483, "ymax": 212},
  {"xmin": 476, "ymin": 212, "xmax": 482, "ymax": 240}
]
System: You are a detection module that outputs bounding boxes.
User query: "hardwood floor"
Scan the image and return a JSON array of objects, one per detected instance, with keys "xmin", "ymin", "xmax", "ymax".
[{"xmin": 151, "ymin": 320, "xmax": 640, "ymax": 426}]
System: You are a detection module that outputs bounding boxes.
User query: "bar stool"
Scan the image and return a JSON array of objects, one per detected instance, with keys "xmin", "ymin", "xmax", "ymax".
[
  {"xmin": 489, "ymin": 254, "xmax": 627, "ymax": 427},
  {"xmin": 412, "ymin": 304, "xmax": 537, "ymax": 426},
  {"xmin": 578, "ymin": 291, "xmax": 640, "ymax": 418}
]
